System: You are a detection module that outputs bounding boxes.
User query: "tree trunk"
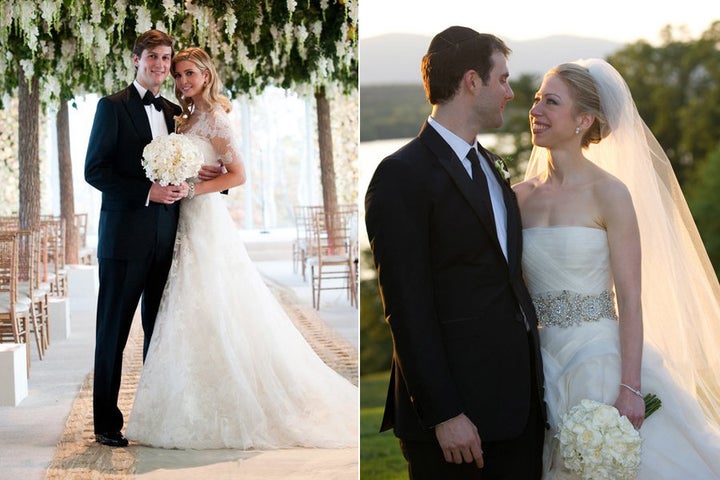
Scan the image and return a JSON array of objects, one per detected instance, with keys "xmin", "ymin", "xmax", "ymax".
[
  {"xmin": 18, "ymin": 66, "xmax": 40, "ymax": 231},
  {"xmin": 315, "ymin": 87, "xmax": 339, "ymax": 250},
  {"xmin": 57, "ymin": 101, "xmax": 78, "ymax": 264},
  {"xmin": 315, "ymin": 87, "xmax": 338, "ymax": 215}
]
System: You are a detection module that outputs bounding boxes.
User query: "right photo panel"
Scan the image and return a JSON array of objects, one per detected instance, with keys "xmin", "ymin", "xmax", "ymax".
[{"xmin": 358, "ymin": 1, "xmax": 720, "ymax": 478}]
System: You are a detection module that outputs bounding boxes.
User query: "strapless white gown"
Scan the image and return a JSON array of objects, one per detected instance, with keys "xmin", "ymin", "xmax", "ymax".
[
  {"xmin": 125, "ymin": 132, "xmax": 358, "ymax": 450},
  {"xmin": 523, "ymin": 226, "xmax": 720, "ymax": 479}
]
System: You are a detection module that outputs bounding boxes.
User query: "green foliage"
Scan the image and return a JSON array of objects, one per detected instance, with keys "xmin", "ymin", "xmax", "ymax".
[
  {"xmin": 687, "ymin": 144, "xmax": 720, "ymax": 277},
  {"xmin": 608, "ymin": 21, "xmax": 720, "ymax": 185},
  {"xmin": 500, "ymin": 72, "xmax": 540, "ymax": 178},
  {"xmin": 360, "ymin": 84, "xmax": 429, "ymax": 141},
  {"xmin": 360, "ymin": 371, "xmax": 406, "ymax": 480},
  {"xmin": 360, "ymin": 248, "xmax": 393, "ymax": 375},
  {"xmin": 0, "ymin": 0, "xmax": 358, "ymax": 109}
]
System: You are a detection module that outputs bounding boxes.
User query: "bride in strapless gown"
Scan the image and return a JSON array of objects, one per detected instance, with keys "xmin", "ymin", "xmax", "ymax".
[
  {"xmin": 516, "ymin": 58, "xmax": 720, "ymax": 479},
  {"xmin": 523, "ymin": 226, "xmax": 720, "ymax": 478}
]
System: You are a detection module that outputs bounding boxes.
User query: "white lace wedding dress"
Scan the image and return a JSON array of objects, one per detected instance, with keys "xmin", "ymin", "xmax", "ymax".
[
  {"xmin": 523, "ymin": 226, "xmax": 720, "ymax": 479},
  {"xmin": 125, "ymin": 109, "xmax": 358, "ymax": 450}
]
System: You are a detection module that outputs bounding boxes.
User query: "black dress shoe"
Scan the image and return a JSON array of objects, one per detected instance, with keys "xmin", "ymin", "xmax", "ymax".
[{"xmin": 95, "ymin": 431, "xmax": 129, "ymax": 447}]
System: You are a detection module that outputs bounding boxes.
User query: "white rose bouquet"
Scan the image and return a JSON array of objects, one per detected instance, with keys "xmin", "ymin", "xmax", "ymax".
[
  {"xmin": 557, "ymin": 394, "xmax": 661, "ymax": 480},
  {"xmin": 141, "ymin": 133, "xmax": 203, "ymax": 186}
]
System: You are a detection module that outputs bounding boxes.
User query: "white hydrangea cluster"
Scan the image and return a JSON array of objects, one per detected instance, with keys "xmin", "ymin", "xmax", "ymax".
[{"xmin": 141, "ymin": 133, "xmax": 204, "ymax": 187}]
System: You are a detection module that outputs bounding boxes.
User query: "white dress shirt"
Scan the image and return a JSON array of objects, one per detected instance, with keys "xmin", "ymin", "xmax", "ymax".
[
  {"xmin": 427, "ymin": 116, "xmax": 508, "ymax": 261},
  {"xmin": 134, "ymin": 81, "xmax": 170, "ymax": 206},
  {"xmin": 133, "ymin": 80, "xmax": 169, "ymax": 139}
]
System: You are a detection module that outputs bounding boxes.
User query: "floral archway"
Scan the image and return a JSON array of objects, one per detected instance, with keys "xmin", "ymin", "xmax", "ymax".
[{"xmin": 0, "ymin": 0, "xmax": 357, "ymax": 261}]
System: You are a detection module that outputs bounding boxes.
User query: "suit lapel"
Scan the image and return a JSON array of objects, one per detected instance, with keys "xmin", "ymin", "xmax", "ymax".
[
  {"xmin": 477, "ymin": 144, "xmax": 508, "ymax": 187},
  {"xmin": 419, "ymin": 123, "xmax": 504, "ymax": 256},
  {"xmin": 161, "ymin": 100, "xmax": 177, "ymax": 134},
  {"xmin": 123, "ymin": 85, "xmax": 177, "ymax": 138},
  {"xmin": 478, "ymin": 144, "xmax": 522, "ymax": 273},
  {"xmin": 123, "ymin": 85, "xmax": 153, "ymax": 143}
]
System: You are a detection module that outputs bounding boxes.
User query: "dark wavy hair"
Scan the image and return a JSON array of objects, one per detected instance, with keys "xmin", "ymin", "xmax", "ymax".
[
  {"xmin": 132, "ymin": 29, "xmax": 174, "ymax": 60},
  {"xmin": 421, "ymin": 26, "xmax": 511, "ymax": 105}
]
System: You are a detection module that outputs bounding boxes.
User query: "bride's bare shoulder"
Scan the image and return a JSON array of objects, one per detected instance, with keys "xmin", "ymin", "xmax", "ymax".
[
  {"xmin": 512, "ymin": 176, "xmax": 542, "ymax": 202},
  {"xmin": 592, "ymin": 170, "xmax": 634, "ymax": 217},
  {"xmin": 593, "ymin": 169, "xmax": 630, "ymax": 198}
]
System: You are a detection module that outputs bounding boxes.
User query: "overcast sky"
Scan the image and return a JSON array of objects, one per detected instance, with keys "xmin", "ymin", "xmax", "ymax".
[{"xmin": 359, "ymin": 0, "xmax": 719, "ymax": 45}]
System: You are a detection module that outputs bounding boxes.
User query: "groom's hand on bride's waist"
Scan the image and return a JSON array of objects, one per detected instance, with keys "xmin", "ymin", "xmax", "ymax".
[
  {"xmin": 434, "ymin": 413, "xmax": 484, "ymax": 468},
  {"xmin": 197, "ymin": 163, "xmax": 225, "ymax": 181}
]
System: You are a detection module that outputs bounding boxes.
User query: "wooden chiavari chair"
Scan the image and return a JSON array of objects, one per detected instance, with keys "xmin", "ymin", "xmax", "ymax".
[
  {"xmin": 14, "ymin": 229, "xmax": 47, "ymax": 359},
  {"xmin": 306, "ymin": 205, "xmax": 358, "ymax": 309},
  {"xmin": 41, "ymin": 216, "xmax": 67, "ymax": 297},
  {"xmin": 0, "ymin": 234, "xmax": 31, "ymax": 376},
  {"xmin": 0, "ymin": 216, "xmax": 19, "ymax": 231},
  {"xmin": 294, "ymin": 205, "xmax": 324, "ymax": 281},
  {"xmin": 75, "ymin": 212, "xmax": 94, "ymax": 265}
]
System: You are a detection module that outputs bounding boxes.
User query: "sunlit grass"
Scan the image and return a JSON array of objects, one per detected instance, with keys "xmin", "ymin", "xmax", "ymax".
[{"xmin": 361, "ymin": 371, "xmax": 407, "ymax": 479}]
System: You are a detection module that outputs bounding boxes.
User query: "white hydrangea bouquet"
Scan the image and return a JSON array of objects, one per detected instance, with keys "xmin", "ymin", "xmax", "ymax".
[
  {"xmin": 557, "ymin": 395, "xmax": 661, "ymax": 479},
  {"xmin": 141, "ymin": 133, "xmax": 203, "ymax": 186}
]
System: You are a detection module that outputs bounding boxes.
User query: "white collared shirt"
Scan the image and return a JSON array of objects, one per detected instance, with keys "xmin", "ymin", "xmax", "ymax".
[
  {"xmin": 133, "ymin": 80, "xmax": 169, "ymax": 139},
  {"xmin": 134, "ymin": 80, "xmax": 170, "ymax": 206},
  {"xmin": 427, "ymin": 116, "xmax": 508, "ymax": 261}
]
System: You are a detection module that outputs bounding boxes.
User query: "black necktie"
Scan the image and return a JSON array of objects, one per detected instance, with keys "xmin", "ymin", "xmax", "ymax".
[
  {"xmin": 467, "ymin": 147, "xmax": 496, "ymax": 223},
  {"xmin": 142, "ymin": 91, "xmax": 164, "ymax": 111}
]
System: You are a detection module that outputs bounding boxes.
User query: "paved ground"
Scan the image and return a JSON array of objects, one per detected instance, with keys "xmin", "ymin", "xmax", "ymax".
[{"xmin": 0, "ymin": 229, "xmax": 359, "ymax": 479}]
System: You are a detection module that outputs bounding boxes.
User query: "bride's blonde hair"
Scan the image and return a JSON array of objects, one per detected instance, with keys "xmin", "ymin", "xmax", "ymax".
[
  {"xmin": 547, "ymin": 63, "xmax": 610, "ymax": 148},
  {"xmin": 171, "ymin": 47, "xmax": 231, "ymax": 127}
]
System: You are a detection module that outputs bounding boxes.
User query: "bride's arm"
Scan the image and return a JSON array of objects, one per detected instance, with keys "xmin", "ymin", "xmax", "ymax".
[
  {"xmin": 188, "ymin": 110, "xmax": 247, "ymax": 196},
  {"xmin": 192, "ymin": 159, "xmax": 245, "ymax": 196},
  {"xmin": 602, "ymin": 179, "xmax": 645, "ymax": 429}
]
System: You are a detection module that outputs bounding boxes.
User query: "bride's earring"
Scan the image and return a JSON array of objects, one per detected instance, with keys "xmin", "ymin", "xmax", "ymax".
[{"xmin": 575, "ymin": 127, "xmax": 581, "ymax": 135}]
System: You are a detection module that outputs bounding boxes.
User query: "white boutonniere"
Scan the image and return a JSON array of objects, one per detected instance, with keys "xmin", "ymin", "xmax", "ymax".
[{"xmin": 494, "ymin": 158, "xmax": 511, "ymax": 182}]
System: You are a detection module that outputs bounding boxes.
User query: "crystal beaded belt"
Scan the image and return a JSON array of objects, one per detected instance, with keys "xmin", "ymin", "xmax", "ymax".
[{"xmin": 532, "ymin": 290, "xmax": 617, "ymax": 328}]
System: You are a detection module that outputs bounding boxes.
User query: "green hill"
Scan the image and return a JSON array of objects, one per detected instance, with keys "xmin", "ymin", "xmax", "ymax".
[{"xmin": 360, "ymin": 84, "xmax": 429, "ymax": 142}]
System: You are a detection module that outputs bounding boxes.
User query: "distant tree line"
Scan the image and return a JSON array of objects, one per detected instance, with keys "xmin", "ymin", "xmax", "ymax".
[
  {"xmin": 360, "ymin": 22, "xmax": 720, "ymax": 375},
  {"xmin": 360, "ymin": 84, "xmax": 428, "ymax": 141}
]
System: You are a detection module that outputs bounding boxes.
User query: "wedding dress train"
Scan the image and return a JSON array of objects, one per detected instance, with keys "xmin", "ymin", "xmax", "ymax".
[
  {"xmin": 523, "ymin": 226, "xmax": 720, "ymax": 479},
  {"xmin": 126, "ymin": 111, "xmax": 358, "ymax": 449}
]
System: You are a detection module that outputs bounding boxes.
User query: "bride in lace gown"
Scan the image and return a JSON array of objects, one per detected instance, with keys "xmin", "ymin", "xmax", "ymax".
[
  {"xmin": 125, "ymin": 47, "xmax": 358, "ymax": 450},
  {"xmin": 514, "ymin": 59, "xmax": 720, "ymax": 478}
]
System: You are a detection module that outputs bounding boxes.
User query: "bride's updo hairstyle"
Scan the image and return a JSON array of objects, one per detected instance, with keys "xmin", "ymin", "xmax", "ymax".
[
  {"xmin": 548, "ymin": 63, "xmax": 610, "ymax": 148},
  {"xmin": 171, "ymin": 47, "xmax": 232, "ymax": 119}
]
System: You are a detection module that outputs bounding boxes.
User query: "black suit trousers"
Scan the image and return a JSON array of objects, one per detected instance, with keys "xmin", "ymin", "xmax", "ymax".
[
  {"xmin": 399, "ymin": 333, "xmax": 544, "ymax": 480},
  {"xmin": 92, "ymin": 211, "xmax": 176, "ymax": 434}
]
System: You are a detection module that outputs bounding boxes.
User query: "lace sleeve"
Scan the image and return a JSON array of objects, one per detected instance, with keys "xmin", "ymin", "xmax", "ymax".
[{"xmin": 207, "ymin": 109, "xmax": 241, "ymax": 165}]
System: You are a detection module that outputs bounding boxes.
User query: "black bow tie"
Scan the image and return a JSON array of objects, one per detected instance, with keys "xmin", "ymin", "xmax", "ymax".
[{"xmin": 142, "ymin": 91, "xmax": 164, "ymax": 111}]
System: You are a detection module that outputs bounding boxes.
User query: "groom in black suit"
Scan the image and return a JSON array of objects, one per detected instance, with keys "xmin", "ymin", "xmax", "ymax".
[
  {"xmin": 365, "ymin": 27, "xmax": 546, "ymax": 478},
  {"xmin": 85, "ymin": 30, "xmax": 204, "ymax": 447}
]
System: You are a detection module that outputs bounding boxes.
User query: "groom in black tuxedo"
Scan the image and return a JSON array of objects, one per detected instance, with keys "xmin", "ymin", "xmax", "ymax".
[
  {"xmin": 365, "ymin": 27, "xmax": 546, "ymax": 478},
  {"xmin": 85, "ymin": 30, "xmax": 206, "ymax": 447}
]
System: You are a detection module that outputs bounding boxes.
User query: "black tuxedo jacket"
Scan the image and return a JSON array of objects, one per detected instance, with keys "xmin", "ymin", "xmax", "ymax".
[
  {"xmin": 365, "ymin": 122, "xmax": 545, "ymax": 442},
  {"xmin": 85, "ymin": 85, "xmax": 182, "ymax": 260}
]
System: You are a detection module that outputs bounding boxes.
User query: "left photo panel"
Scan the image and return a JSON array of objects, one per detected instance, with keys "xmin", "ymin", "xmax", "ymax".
[{"xmin": 0, "ymin": 1, "xmax": 360, "ymax": 479}]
